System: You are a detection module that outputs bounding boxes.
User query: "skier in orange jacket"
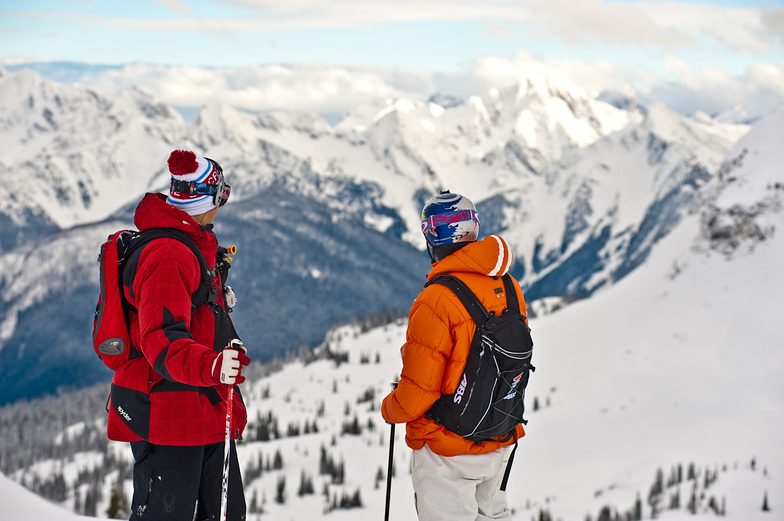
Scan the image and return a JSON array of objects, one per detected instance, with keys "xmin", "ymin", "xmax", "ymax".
[{"xmin": 382, "ymin": 190, "xmax": 529, "ymax": 520}]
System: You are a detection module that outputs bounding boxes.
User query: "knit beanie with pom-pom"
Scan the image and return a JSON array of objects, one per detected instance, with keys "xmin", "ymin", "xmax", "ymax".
[{"xmin": 166, "ymin": 149, "xmax": 222, "ymax": 216}]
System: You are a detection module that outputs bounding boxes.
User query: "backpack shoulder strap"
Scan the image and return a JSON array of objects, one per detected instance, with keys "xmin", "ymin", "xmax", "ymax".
[
  {"xmin": 426, "ymin": 273, "xmax": 521, "ymax": 321},
  {"xmin": 501, "ymin": 273, "xmax": 520, "ymax": 314},
  {"xmin": 127, "ymin": 228, "xmax": 213, "ymax": 309},
  {"xmin": 425, "ymin": 274, "xmax": 489, "ymax": 324}
]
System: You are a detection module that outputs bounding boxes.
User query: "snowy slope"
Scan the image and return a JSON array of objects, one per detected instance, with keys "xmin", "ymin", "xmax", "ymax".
[
  {"xmin": 513, "ymin": 110, "xmax": 784, "ymax": 520},
  {"xmin": 0, "ymin": 471, "xmax": 89, "ymax": 520},
  {"xmin": 240, "ymin": 111, "xmax": 784, "ymax": 521}
]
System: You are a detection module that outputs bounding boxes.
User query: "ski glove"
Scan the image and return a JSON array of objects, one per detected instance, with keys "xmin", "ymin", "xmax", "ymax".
[{"xmin": 211, "ymin": 346, "xmax": 251, "ymax": 385}]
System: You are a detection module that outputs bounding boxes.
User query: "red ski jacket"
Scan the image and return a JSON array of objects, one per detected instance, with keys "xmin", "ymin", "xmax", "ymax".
[{"xmin": 106, "ymin": 193, "xmax": 247, "ymax": 446}]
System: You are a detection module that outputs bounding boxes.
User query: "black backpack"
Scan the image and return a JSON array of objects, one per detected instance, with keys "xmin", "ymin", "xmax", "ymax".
[{"xmin": 424, "ymin": 273, "xmax": 534, "ymax": 442}]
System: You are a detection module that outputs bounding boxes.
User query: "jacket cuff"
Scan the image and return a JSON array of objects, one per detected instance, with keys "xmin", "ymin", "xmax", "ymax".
[{"xmin": 200, "ymin": 351, "xmax": 221, "ymax": 386}]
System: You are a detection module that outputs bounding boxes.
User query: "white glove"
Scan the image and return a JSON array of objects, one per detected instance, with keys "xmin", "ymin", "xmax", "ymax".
[{"xmin": 211, "ymin": 346, "xmax": 250, "ymax": 385}]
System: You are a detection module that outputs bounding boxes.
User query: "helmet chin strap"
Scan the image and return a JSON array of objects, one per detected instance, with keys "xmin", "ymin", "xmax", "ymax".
[{"xmin": 426, "ymin": 242, "xmax": 438, "ymax": 263}]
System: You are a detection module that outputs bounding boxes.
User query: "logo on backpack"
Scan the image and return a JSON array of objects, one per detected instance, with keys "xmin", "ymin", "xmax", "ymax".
[
  {"xmin": 424, "ymin": 273, "xmax": 534, "ymax": 442},
  {"xmin": 97, "ymin": 338, "xmax": 125, "ymax": 356},
  {"xmin": 453, "ymin": 374, "xmax": 468, "ymax": 404},
  {"xmin": 503, "ymin": 372, "xmax": 525, "ymax": 400}
]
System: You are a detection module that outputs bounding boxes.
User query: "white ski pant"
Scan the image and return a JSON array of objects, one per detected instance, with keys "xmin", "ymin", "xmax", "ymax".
[{"xmin": 411, "ymin": 444, "xmax": 514, "ymax": 521}]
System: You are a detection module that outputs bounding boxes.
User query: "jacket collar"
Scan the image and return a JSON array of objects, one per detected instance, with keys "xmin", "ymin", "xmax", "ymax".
[
  {"xmin": 133, "ymin": 192, "xmax": 219, "ymax": 265},
  {"xmin": 427, "ymin": 235, "xmax": 514, "ymax": 281}
]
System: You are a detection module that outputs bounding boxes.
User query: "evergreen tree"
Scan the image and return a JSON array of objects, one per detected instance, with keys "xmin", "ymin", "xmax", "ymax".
[
  {"xmin": 105, "ymin": 479, "xmax": 129, "ymax": 519},
  {"xmin": 633, "ymin": 494, "xmax": 642, "ymax": 521},
  {"xmin": 273, "ymin": 449, "xmax": 283, "ymax": 470},
  {"xmin": 73, "ymin": 488, "xmax": 82, "ymax": 515},
  {"xmin": 319, "ymin": 445, "xmax": 330, "ymax": 475},
  {"xmin": 275, "ymin": 475, "xmax": 286, "ymax": 504},
  {"xmin": 297, "ymin": 470, "xmax": 315, "ymax": 496},
  {"xmin": 648, "ymin": 467, "xmax": 664, "ymax": 518},
  {"xmin": 668, "ymin": 489, "xmax": 680, "ymax": 510},
  {"xmin": 707, "ymin": 496, "xmax": 720, "ymax": 515},
  {"xmin": 333, "ymin": 460, "xmax": 345, "ymax": 484},
  {"xmin": 83, "ymin": 484, "xmax": 98, "ymax": 517},
  {"xmin": 341, "ymin": 415, "xmax": 361, "ymax": 435},
  {"xmin": 687, "ymin": 485, "xmax": 698, "ymax": 514},
  {"xmin": 762, "ymin": 491, "xmax": 770, "ymax": 512}
]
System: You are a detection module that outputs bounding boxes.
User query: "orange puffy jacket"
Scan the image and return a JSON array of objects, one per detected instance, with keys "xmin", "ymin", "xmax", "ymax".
[{"xmin": 381, "ymin": 234, "xmax": 528, "ymax": 456}]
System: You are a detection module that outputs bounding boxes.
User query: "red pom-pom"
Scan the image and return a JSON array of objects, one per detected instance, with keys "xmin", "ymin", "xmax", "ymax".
[{"xmin": 168, "ymin": 150, "xmax": 198, "ymax": 175}]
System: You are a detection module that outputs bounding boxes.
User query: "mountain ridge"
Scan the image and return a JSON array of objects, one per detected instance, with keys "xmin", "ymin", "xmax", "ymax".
[{"xmin": 0, "ymin": 66, "xmax": 759, "ymax": 405}]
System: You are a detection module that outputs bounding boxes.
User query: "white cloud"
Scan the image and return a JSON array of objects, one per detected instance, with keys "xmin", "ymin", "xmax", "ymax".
[
  {"xmin": 152, "ymin": 0, "xmax": 192, "ymax": 16},
  {"xmin": 13, "ymin": 1, "xmax": 782, "ymax": 55},
  {"xmin": 16, "ymin": 47, "xmax": 777, "ymax": 122},
  {"xmin": 3, "ymin": 2, "xmax": 781, "ymax": 121},
  {"xmin": 210, "ymin": 0, "xmax": 784, "ymax": 56},
  {"xmin": 92, "ymin": 62, "xmax": 434, "ymax": 115},
  {"xmin": 526, "ymin": 0, "xmax": 693, "ymax": 47},
  {"xmin": 649, "ymin": 61, "xmax": 784, "ymax": 118}
]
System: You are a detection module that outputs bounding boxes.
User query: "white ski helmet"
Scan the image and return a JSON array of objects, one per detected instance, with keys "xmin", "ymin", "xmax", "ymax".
[{"xmin": 420, "ymin": 190, "xmax": 480, "ymax": 247}]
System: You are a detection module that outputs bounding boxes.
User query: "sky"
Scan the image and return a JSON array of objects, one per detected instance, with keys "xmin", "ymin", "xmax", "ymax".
[{"xmin": 1, "ymin": 0, "xmax": 784, "ymax": 120}]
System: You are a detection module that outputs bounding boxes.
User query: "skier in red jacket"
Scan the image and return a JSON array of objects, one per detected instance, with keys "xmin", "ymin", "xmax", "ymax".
[{"xmin": 107, "ymin": 150, "xmax": 250, "ymax": 521}]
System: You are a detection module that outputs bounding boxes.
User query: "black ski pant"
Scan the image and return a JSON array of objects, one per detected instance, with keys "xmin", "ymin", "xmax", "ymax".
[{"xmin": 129, "ymin": 440, "xmax": 246, "ymax": 521}]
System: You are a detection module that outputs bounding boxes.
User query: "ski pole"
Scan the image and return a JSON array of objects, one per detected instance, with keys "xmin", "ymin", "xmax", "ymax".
[
  {"xmin": 385, "ymin": 382, "xmax": 398, "ymax": 521},
  {"xmin": 385, "ymin": 422, "xmax": 395, "ymax": 521},
  {"xmin": 220, "ymin": 339, "xmax": 243, "ymax": 521}
]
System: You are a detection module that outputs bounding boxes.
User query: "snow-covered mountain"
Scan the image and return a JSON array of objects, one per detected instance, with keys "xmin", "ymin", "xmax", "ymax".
[
  {"xmin": 2, "ymin": 110, "xmax": 781, "ymax": 520},
  {"xmin": 0, "ymin": 66, "xmax": 755, "ymax": 406},
  {"xmin": 0, "ymin": 68, "xmax": 185, "ymax": 249}
]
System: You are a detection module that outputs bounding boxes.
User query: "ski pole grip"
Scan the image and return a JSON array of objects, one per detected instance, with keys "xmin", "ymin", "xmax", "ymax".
[{"xmin": 227, "ymin": 338, "xmax": 246, "ymax": 356}]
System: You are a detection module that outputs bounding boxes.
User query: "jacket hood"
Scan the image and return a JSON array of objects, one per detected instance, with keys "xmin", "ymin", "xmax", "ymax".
[{"xmin": 427, "ymin": 234, "xmax": 514, "ymax": 281}]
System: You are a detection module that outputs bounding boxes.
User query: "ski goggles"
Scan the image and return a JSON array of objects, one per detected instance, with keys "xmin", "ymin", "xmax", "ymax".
[
  {"xmin": 420, "ymin": 209, "xmax": 480, "ymax": 236},
  {"xmin": 170, "ymin": 158, "xmax": 231, "ymax": 207}
]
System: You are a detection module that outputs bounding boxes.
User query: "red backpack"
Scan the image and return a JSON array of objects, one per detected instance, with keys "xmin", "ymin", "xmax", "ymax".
[{"xmin": 92, "ymin": 228, "xmax": 214, "ymax": 369}]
